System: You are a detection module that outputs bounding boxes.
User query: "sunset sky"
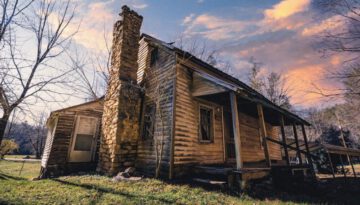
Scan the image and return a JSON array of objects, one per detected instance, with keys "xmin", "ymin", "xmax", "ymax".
[
  {"xmin": 67, "ymin": 0, "xmax": 345, "ymax": 108},
  {"xmin": 19, "ymin": 0, "xmax": 348, "ymax": 122}
]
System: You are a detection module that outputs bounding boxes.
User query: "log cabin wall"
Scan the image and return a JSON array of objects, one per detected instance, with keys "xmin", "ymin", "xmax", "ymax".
[
  {"xmin": 238, "ymin": 112, "xmax": 282, "ymax": 164},
  {"xmin": 42, "ymin": 101, "xmax": 103, "ymax": 177},
  {"xmin": 135, "ymin": 39, "xmax": 176, "ymax": 177},
  {"xmin": 173, "ymin": 59, "xmax": 282, "ymax": 176},
  {"xmin": 173, "ymin": 64, "xmax": 225, "ymax": 177}
]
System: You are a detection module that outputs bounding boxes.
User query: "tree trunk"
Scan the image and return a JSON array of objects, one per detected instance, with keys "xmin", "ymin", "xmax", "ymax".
[
  {"xmin": 0, "ymin": 114, "xmax": 10, "ymax": 145},
  {"xmin": 35, "ymin": 151, "xmax": 41, "ymax": 159}
]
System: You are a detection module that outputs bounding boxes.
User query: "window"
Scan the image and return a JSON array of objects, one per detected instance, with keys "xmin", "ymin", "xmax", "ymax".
[
  {"xmin": 73, "ymin": 117, "xmax": 97, "ymax": 151},
  {"xmin": 150, "ymin": 47, "xmax": 158, "ymax": 66},
  {"xmin": 199, "ymin": 105, "xmax": 213, "ymax": 142},
  {"xmin": 143, "ymin": 103, "xmax": 156, "ymax": 140}
]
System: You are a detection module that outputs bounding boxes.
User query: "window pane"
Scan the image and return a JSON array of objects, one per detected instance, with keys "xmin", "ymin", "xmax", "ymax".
[
  {"xmin": 143, "ymin": 104, "xmax": 156, "ymax": 140},
  {"xmin": 77, "ymin": 117, "xmax": 97, "ymax": 135},
  {"xmin": 74, "ymin": 134, "xmax": 93, "ymax": 151},
  {"xmin": 200, "ymin": 107, "xmax": 212, "ymax": 141},
  {"xmin": 150, "ymin": 47, "xmax": 158, "ymax": 66}
]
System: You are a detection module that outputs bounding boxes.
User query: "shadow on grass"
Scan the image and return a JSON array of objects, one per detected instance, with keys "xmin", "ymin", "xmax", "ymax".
[
  {"xmin": 165, "ymin": 176, "xmax": 360, "ymax": 205},
  {"xmin": 0, "ymin": 173, "xmax": 25, "ymax": 181},
  {"xmin": 51, "ymin": 178, "xmax": 176, "ymax": 204},
  {"xmin": 247, "ymin": 177, "xmax": 360, "ymax": 205}
]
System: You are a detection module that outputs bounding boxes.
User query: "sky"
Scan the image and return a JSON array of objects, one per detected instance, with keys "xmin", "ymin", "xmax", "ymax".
[
  {"xmin": 67, "ymin": 0, "xmax": 345, "ymax": 107},
  {"xmin": 11, "ymin": 0, "xmax": 348, "ymax": 123}
]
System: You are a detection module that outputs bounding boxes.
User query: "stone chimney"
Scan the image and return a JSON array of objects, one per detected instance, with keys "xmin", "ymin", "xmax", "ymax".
[{"xmin": 98, "ymin": 5, "xmax": 143, "ymax": 175}]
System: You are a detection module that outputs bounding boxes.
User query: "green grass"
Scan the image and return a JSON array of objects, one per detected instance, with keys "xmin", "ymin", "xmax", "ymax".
[
  {"xmin": 0, "ymin": 160, "xmax": 306, "ymax": 205},
  {"xmin": 4, "ymin": 155, "xmax": 37, "ymax": 159},
  {"xmin": 1, "ymin": 159, "xmax": 358, "ymax": 205}
]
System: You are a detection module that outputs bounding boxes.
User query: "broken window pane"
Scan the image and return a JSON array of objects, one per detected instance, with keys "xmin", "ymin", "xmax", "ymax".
[
  {"xmin": 143, "ymin": 103, "xmax": 156, "ymax": 140},
  {"xmin": 150, "ymin": 47, "xmax": 158, "ymax": 66},
  {"xmin": 199, "ymin": 106, "xmax": 213, "ymax": 142}
]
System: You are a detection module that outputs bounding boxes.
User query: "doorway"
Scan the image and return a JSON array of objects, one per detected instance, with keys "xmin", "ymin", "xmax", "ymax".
[
  {"xmin": 223, "ymin": 110, "xmax": 235, "ymax": 163},
  {"xmin": 69, "ymin": 116, "xmax": 98, "ymax": 162}
]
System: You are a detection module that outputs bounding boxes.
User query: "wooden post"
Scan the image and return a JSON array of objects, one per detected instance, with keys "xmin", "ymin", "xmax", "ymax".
[
  {"xmin": 301, "ymin": 124, "xmax": 314, "ymax": 169},
  {"xmin": 280, "ymin": 116, "xmax": 290, "ymax": 166},
  {"xmin": 349, "ymin": 156, "xmax": 357, "ymax": 178},
  {"xmin": 339, "ymin": 155, "xmax": 347, "ymax": 179},
  {"xmin": 292, "ymin": 124, "xmax": 303, "ymax": 165},
  {"xmin": 257, "ymin": 104, "xmax": 271, "ymax": 167},
  {"xmin": 327, "ymin": 152, "xmax": 335, "ymax": 179},
  {"xmin": 230, "ymin": 92, "xmax": 243, "ymax": 169}
]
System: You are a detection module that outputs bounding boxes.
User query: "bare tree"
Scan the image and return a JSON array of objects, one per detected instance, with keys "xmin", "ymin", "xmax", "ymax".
[
  {"xmin": 69, "ymin": 29, "xmax": 111, "ymax": 101},
  {"xmin": 247, "ymin": 57, "xmax": 264, "ymax": 93},
  {"xmin": 69, "ymin": 50, "xmax": 109, "ymax": 101},
  {"xmin": 312, "ymin": 0, "xmax": 360, "ymax": 97},
  {"xmin": 246, "ymin": 58, "xmax": 292, "ymax": 109},
  {"xmin": 0, "ymin": 0, "xmax": 77, "ymax": 145},
  {"xmin": 173, "ymin": 34, "xmax": 232, "ymax": 75},
  {"xmin": 0, "ymin": 0, "xmax": 34, "ymax": 46},
  {"xmin": 264, "ymin": 72, "xmax": 292, "ymax": 110},
  {"xmin": 27, "ymin": 112, "xmax": 47, "ymax": 159},
  {"xmin": 314, "ymin": 0, "xmax": 360, "ymax": 55}
]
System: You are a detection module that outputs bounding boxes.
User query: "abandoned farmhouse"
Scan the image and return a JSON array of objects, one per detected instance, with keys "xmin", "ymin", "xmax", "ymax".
[{"xmin": 40, "ymin": 6, "xmax": 360, "ymax": 183}]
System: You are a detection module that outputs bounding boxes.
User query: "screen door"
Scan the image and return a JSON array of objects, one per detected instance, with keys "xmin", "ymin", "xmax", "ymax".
[{"xmin": 69, "ymin": 116, "xmax": 98, "ymax": 162}]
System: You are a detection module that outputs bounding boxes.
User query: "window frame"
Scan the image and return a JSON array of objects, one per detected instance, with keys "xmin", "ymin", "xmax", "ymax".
[
  {"xmin": 72, "ymin": 116, "xmax": 98, "ymax": 151},
  {"xmin": 68, "ymin": 115, "xmax": 99, "ymax": 162},
  {"xmin": 141, "ymin": 102, "xmax": 157, "ymax": 140},
  {"xmin": 150, "ymin": 47, "xmax": 159, "ymax": 67},
  {"xmin": 198, "ymin": 104, "xmax": 215, "ymax": 143}
]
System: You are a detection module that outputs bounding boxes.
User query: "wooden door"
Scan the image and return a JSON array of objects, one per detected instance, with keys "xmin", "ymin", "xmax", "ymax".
[
  {"xmin": 69, "ymin": 116, "xmax": 98, "ymax": 162},
  {"xmin": 223, "ymin": 110, "xmax": 235, "ymax": 162}
]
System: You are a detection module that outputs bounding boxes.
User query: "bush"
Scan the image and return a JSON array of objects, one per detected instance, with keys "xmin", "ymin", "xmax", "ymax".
[{"xmin": 0, "ymin": 139, "xmax": 19, "ymax": 159}]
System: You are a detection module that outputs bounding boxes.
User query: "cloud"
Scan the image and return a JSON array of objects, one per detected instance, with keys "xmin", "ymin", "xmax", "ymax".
[
  {"xmin": 182, "ymin": 0, "xmax": 313, "ymax": 42},
  {"xmin": 132, "ymin": 3, "xmax": 148, "ymax": 9},
  {"xmin": 197, "ymin": 0, "xmax": 204, "ymax": 3},
  {"xmin": 179, "ymin": 0, "xmax": 347, "ymax": 107},
  {"xmin": 73, "ymin": 1, "xmax": 115, "ymax": 51},
  {"xmin": 264, "ymin": 0, "xmax": 311, "ymax": 21},
  {"xmin": 301, "ymin": 15, "xmax": 344, "ymax": 36},
  {"xmin": 51, "ymin": 0, "xmax": 148, "ymax": 52},
  {"xmin": 182, "ymin": 14, "xmax": 255, "ymax": 41},
  {"xmin": 182, "ymin": 13, "xmax": 195, "ymax": 25}
]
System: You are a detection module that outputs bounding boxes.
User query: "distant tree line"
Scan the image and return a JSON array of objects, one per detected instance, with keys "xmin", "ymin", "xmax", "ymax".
[{"xmin": 4, "ymin": 120, "xmax": 46, "ymax": 158}]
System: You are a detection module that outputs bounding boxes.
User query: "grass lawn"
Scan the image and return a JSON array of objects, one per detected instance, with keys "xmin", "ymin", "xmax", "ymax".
[
  {"xmin": 0, "ymin": 159, "xmax": 359, "ymax": 205},
  {"xmin": 4, "ymin": 155, "xmax": 36, "ymax": 159}
]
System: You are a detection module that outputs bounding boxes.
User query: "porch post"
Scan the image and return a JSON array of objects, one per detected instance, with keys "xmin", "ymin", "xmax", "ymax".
[
  {"xmin": 349, "ymin": 156, "xmax": 357, "ymax": 178},
  {"xmin": 292, "ymin": 124, "xmax": 303, "ymax": 165},
  {"xmin": 327, "ymin": 151, "xmax": 336, "ymax": 178},
  {"xmin": 339, "ymin": 155, "xmax": 347, "ymax": 179},
  {"xmin": 257, "ymin": 104, "xmax": 271, "ymax": 167},
  {"xmin": 280, "ymin": 116, "xmax": 290, "ymax": 166},
  {"xmin": 230, "ymin": 92, "xmax": 243, "ymax": 169},
  {"xmin": 301, "ymin": 124, "xmax": 314, "ymax": 168}
]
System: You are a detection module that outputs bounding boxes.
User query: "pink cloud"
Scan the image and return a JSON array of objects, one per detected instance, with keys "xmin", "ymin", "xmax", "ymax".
[{"xmin": 264, "ymin": 0, "xmax": 311, "ymax": 21}]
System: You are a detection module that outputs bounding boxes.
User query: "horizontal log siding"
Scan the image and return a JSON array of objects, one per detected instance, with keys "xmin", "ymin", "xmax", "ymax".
[
  {"xmin": 174, "ymin": 65, "xmax": 224, "ymax": 169},
  {"xmin": 43, "ymin": 101, "xmax": 103, "ymax": 177},
  {"xmin": 135, "ymin": 41, "xmax": 176, "ymax": 177},
  {"xmin": 239, "ymin": 112, "xmax": 282, "ymax": 163},
  {"xmin": 137, "ymin": 38, "xmax": 149, "ymax": 84}
]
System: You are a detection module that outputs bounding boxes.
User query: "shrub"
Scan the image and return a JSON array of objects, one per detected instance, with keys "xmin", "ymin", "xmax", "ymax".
[{"xmin": 0, "ymin": 139, "xmax": 19, "ymax": 159}]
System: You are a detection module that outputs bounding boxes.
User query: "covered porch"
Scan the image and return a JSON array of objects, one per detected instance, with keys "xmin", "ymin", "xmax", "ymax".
[{"xmin": 191, "ymin": 70, "xmax": 314, "ymax": 183}]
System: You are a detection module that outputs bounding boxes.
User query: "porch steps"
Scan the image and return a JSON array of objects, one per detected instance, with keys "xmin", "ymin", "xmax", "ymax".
[{"xmin": 191, "ymin": 165, "xmax": 272, "ymax": 189}]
